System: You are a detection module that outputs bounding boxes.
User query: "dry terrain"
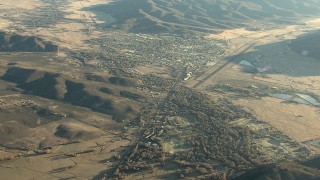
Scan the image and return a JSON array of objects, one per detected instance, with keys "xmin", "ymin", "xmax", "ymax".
[{"xmin": 0, "ymin": 0, "xmax": 320, "ymax": 180}]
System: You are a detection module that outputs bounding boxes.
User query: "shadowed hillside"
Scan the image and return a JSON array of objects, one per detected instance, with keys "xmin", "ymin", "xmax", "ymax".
[
  {"xmin": 303, "ymin": 156, "xmax": 320, "ymax": 170},
  {"xmin": 292, "ymin": 30, "xmax": 320, "ymax": 60},
  {"xmin": 0, "ymin": 32, "xmax": 58, "ymax": 52},
  {"xmin": 1, "ymin": 67, "xmax": 142, "ymax": 122},
  {"xmin": 233, "ymin": 159, "xmax": 320, "ymax": 180},
  {"xmin": 87, "ymin": 0, "xmax": 320, "ymax": 34}
]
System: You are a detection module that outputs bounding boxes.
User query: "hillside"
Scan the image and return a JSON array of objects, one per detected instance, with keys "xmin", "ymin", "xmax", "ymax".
[
  {"xmin": 0, "ymin": 32, "xmax": 58, "ymax": 52},
  {"xmin": 87, "ymin": 0, "xmax": 320, "ymax": 34},
  {"xmin": 233, "ymin": 158, "xmax": 320, "ymax": 180},
  {"xmin": 292, "ymin": 30, "xmax": 320, "ymax": 60}
]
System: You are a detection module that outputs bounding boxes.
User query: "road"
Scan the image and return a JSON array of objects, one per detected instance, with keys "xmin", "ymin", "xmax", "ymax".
[{"xmin": 191, "ymin": 42, "xmax": 256, "ymax": 89}]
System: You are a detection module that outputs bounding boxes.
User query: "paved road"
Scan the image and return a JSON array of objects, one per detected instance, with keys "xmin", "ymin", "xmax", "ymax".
[{"xmin": 192, "ymin": 43, "xmax": 256, "ymax": 88}]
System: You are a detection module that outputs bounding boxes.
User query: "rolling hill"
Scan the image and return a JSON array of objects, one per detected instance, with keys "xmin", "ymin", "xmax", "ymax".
[
  {"xmin": 233, "ymin": 158, "xmax": 320, "ymax": 180},
  {"xmin": 0, "ymin": 32, "xmax": 58, "ymax": 52},
  {"xmin": 87, "ymin": 0, "xmax": 320, "ymax": 34}
]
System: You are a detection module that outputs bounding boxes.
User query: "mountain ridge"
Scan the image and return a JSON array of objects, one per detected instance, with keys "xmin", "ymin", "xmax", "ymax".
[{"xmin": 87, "ymin": 0, "xmax": 320, "ymax": 34}]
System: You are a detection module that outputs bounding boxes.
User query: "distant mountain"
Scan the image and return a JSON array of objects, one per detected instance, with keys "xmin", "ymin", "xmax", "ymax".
[{"xmin": 87, "ymin": 0, "xmax": 320, "ymax": 34}]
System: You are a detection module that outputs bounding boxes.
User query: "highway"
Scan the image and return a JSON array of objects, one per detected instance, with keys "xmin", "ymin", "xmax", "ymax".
[{"xmin": 192, "ymin": 42, "xmax": 256, "ymax": 88}]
